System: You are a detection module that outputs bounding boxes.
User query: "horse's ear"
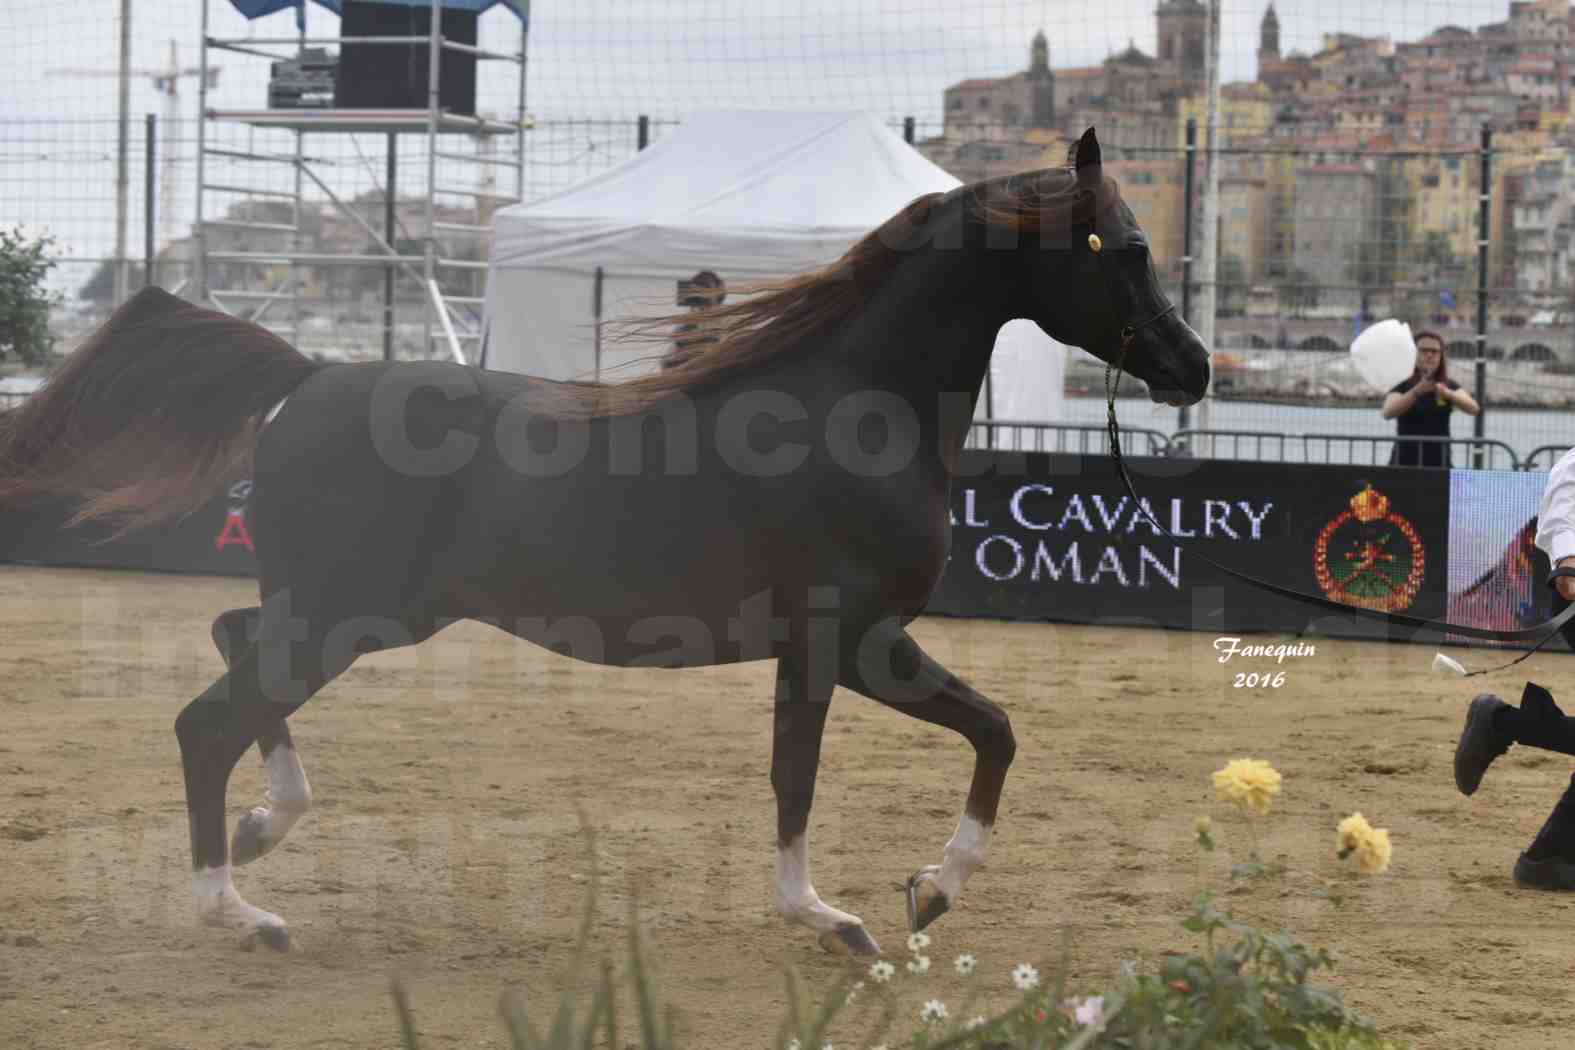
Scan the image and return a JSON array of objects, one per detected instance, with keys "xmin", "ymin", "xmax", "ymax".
[{"xmin": 1074, "ymin": 127, "xmax": 1102, "ymax": 184}]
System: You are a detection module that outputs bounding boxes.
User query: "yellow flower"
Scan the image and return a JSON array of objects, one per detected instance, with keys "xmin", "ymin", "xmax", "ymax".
[
  {"xmin": 1336, "ymin": 813, "xmax": 1373, "ymax": 851},
  {"xmin": 1211, "ymin": 758, "xmax": 1282, "ymax": 816},
  {"xmin": 1336, "ymin": 813, "xmax": 1392, "ymax": 874},
  {"xmin": 1194, "ymin": 815, "xmax": 1212, "ymax": 836}
]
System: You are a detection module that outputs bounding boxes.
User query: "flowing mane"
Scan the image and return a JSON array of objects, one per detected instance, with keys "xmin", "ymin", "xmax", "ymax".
[{"xmin": 531, "ymin": 167, "xmax": 1122, "ymax": 420}]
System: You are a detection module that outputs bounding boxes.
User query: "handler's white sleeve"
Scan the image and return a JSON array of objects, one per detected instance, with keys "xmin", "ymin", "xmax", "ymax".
[{"xmin": 1536, "ymin": 447, "xmax": 1575, "ymax": 566}]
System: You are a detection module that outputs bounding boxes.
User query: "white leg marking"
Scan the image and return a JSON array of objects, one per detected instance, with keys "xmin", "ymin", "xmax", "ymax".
[
  {"xmin": 233, "ymin": 744, "xmax": 311, "ymax": 865},
  {"xmin": 260, "ymin": 743, "xmax": 311, "ymax": 831},
  {"xmin": 932, "ymin": 815, "xmax": 992, "ymax": 902},
  {"xmin": 193, "ymin": 864, "xmax": 287, "ymax": 941},
  {"xmin": 775, "ymin": 834, "xmax": 864, "ymax": 933}
]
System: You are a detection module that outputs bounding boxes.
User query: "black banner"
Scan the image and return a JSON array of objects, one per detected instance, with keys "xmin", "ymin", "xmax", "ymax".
[
  {"xmin": 0, "ymin": 452, "xmax": 1491, "ymax": 647},
  {"xmin": 927, "ymin": 450, "xmax": 1453, "ymax": 640},
  {"xmin": 0, "ymin": 480, "xmax": 258, "ymax": 577}
]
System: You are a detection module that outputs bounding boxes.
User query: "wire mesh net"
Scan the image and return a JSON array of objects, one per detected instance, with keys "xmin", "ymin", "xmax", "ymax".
[{"xmin": 2, "ymin": 0, "xmax": 1571, "ymax": 463}]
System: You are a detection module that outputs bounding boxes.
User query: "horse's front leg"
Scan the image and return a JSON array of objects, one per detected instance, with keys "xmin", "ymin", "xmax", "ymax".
[
  {"xmin": 840, "ymin": 621, "xmax": 1015, "ymax": 932},
  {"xmin": 771, "ymin": 653, "xmax": 881, "ymax": 957}
]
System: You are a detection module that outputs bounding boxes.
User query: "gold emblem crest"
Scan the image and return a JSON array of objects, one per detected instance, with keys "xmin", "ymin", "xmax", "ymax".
[{"xmin": 1313, "ymin": 484, "xmax": 1425, "ymax": 612}]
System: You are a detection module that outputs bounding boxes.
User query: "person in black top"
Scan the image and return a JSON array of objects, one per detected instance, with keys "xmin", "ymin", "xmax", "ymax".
[
  {"xmin": 1379, "ymin": 329, "xmax": 1479, "ymax": 467},
  {"xmin": 663, "ymin": 270, "xmax": 726, "ymax": 371}
]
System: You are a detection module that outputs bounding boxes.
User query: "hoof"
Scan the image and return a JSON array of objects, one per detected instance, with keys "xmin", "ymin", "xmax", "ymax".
[
  {"xmin": 230, "ymin": 809, "xmax": 274, "ymax": 867},
  {"xmin": 1514, "ymin": 853, "xmax": 1575, "ymax": 891},
  {"xmin": 241, "ymin": 922, "xmax": 291, "ymax": 952},
  {"xmin": 817, "ymin": 923, "xmax": 881, "ymax": 957},
  {"xmin": 905, "ymin": 872, "xmax": 950, "ymax": 932}
]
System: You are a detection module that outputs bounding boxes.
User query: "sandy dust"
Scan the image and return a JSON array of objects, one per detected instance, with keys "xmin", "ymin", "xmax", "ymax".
[{"xmin": 3, "ymin": 565, "xmax": 1575, "ymax": 1049}]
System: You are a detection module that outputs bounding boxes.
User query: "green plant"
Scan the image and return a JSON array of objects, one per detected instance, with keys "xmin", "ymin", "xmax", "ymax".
[
  {"xmin": 0, "ymin": 226, "xmax": 60, "ymax": 366},
  {"xmin": 391, "ymin": 767, "xmax": 1404, "ymax": 1050},
  {"xmin": 390, "ymin": 892, "xmax": 1404, "ymax": 1049}
]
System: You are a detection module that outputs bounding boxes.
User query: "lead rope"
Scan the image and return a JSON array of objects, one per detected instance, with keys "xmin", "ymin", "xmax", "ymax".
[{"xmin": 1101, "ymin": 346, "xmax": 1574, "ymax": 677}]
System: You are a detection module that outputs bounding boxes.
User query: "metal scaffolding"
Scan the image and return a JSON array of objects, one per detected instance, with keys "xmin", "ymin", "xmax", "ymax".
[{"xmin": 195, "ymin": 0, "xmax": 525, "ymax": 363}]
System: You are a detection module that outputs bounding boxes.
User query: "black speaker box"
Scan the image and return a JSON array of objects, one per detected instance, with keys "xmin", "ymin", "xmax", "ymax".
[{"xmin": 335, "ymin": 0, "xmax": 478, "ymax": 115}]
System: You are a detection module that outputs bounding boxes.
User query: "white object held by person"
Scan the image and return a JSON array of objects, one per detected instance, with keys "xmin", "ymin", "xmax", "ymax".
[{"xmin": 1349, "ymin": 319, "xmax": 1417, "ymax": 393}]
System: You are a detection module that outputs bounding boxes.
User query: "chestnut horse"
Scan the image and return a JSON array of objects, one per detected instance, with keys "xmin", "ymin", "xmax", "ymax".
[{"xmin": 0, "ymin": 128, "xmax": 1207, "ymax": 954}]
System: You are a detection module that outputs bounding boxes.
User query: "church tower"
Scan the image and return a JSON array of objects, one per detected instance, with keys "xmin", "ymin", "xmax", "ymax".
[
  {"xmin": 1258, "ymin": 3, "xmax": 1281, "ymax": 74},
  {"xmin": 1155, "ymin": 0, "xmax": 1208, "ymax": 90},
  {"xmin": 1029, "ymin": 29, "xmax": 1056, "ymax": 127}
]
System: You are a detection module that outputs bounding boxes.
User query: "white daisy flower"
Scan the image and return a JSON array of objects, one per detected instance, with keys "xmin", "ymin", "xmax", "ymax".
[
  {"xmin": 964, "ymin": 1015, "xmax": 988, "ymax": 1031},
  {"xmin": 1011, "ymin": 962, "xmax": 1040, "ymax": 991},
  {"xmin": 907, "ymin": 931, "xmax": 932, "ymax": 952},
  {"xmin": 919, "ymin": 999, "xmax": 948, "ymax": 1024},
  {"xmin": 1072, "ymin": 995, "xmax": 1106, "ymax": 1028},
  {"xmin": 906, "ymin": 954, "xmax": 931, "ymax": 975},
  {"xmin": 953, "ymin": 952, "xmax": 977, "ymax": 976},
  {"xmin": 867, "ymin": 960, "xmax": 895, "ymax": 984}
]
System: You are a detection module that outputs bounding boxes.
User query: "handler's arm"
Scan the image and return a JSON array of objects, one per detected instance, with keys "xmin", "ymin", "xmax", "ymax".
[
  {"xmin": 1380, "ymin": 389, "xmax": 1413, "ymax": 419},
  {"xmin": 1536, "ymin": 447, "xmax": 1575, "ymax": 599}
]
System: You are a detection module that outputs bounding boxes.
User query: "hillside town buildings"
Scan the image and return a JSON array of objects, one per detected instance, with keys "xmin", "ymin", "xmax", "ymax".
[{"xmin": 918, "ymin": 0, "xmax": 1575, "ymax": 321}]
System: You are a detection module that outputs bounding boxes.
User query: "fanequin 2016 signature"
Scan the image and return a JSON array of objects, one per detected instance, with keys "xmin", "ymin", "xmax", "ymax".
[{"xmin": 1212, "ymin": 636, "xmax": 1317, "ymax": 689}]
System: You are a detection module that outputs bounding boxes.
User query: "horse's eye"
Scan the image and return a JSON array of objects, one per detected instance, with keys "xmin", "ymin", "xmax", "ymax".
[{"xmin": 1087, "ymin": 233, "xmax": 1103, "ymax": 253}]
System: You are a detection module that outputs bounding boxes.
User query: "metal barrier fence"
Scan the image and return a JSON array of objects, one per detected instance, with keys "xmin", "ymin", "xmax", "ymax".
[
  {"xmin": 1170, "ymin": 430, "xmax": 1522, "ymax": 471},
  {"xmin": 1524, "ymin": 445, "xmax": 1574, "ymax": 472},
  {"xmin": 0, "ymin": 399, "xmax": 1559, "ymax": 472},
  {"xmin": 964, "ymin": 419, "xmax": 1169, "ymax": 457},
  {"xmin": 969, "ymin": 421, "xmax": 1561, "ymax": 471}
]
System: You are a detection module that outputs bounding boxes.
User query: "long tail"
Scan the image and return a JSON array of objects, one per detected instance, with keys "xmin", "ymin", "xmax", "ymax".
[{"xmin": 0, "ymin": 287, "xmax": 320, "ymax": 531}]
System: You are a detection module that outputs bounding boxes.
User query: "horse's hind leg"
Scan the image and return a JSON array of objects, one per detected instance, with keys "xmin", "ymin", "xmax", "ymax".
[
  {"xmin": 177, "ymin": 621, "xmax": 339, "ymax": 950},
  {"xmin": 839, "ymin": 621, "xmax": 1015, "ymax": 933},
  {"xmin": 211, "ymin": 609, "xmax": 310, "ymax": 866},
  {"xmin": 770, "ymin": 653, "xmax": 880, "ymax": 957}
]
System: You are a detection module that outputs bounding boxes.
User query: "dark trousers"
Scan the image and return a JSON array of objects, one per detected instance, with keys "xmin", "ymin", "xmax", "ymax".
[{"xmin": 1504, "ymin": 594, "xmax": 1575, "ymax": 857}]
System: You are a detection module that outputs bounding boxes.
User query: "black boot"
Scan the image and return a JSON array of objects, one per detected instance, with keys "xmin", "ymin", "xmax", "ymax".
[
  {"xmin": 1514, "ymin": 773, "xmax": 1575, "ymax": 891},
  {"xmin": 1454, "ymin": 694, "xmax": 1512, "ymax": 796},
  {"xmin": 1455, "ymin": 683, "xmax": 1575, "ymax": 797}
]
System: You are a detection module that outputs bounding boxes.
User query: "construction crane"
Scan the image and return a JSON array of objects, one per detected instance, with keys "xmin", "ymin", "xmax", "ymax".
[{"xmin": 50, "ymin": 40, "xmax": 220, "ymax": 251}]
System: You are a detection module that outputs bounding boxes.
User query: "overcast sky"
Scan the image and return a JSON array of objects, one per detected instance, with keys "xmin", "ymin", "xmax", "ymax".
[{"xmin": 0, "ymin": 0, "xmax": 1528, "ymax": 278}]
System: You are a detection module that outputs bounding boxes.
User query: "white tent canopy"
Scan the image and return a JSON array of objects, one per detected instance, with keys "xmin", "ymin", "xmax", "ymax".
[{"xmin": 481, "ymin": 108, "xmax": 1064, "ymax": 429}]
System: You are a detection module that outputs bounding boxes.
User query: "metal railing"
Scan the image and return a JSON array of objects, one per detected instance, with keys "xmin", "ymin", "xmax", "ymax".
[
  {"xmin": 1169, "ymin": 429, "xmax": 1298, "ymax": 464},
  {"xmin": 1524, "ymin": 445, "xmax": 1573, "ymax": 472},
  {"xmin": 1298, "ymin": 434, "xmax": 1522, "ymax": 471},
  {"xmin": 965, "ymin": 419, "xmax": 1170, "ymax": 457},
  {"xmin": 0, "ymin": 394, "xmax": 1561, "ymax": 474},
  {"xmin": 1168, "ymin": 429, "xmax": 1524, "ymax": 470}
]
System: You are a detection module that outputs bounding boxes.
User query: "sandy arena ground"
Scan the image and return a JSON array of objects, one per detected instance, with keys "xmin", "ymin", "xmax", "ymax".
[{"xmin": 4, "ymin": 565, "xmax": 1575, "ymax": 1049}]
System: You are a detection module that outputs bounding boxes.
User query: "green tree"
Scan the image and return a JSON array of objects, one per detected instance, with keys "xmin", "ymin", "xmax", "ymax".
[{"xmin": 0, "ymin": 227, "xmax": 61, "ymax": 366}]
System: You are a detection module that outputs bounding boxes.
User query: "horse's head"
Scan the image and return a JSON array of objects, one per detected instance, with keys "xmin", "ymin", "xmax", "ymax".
[{"xmin": 998, "ymin": 128, "xmax": 1210, "ymax": 406}]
